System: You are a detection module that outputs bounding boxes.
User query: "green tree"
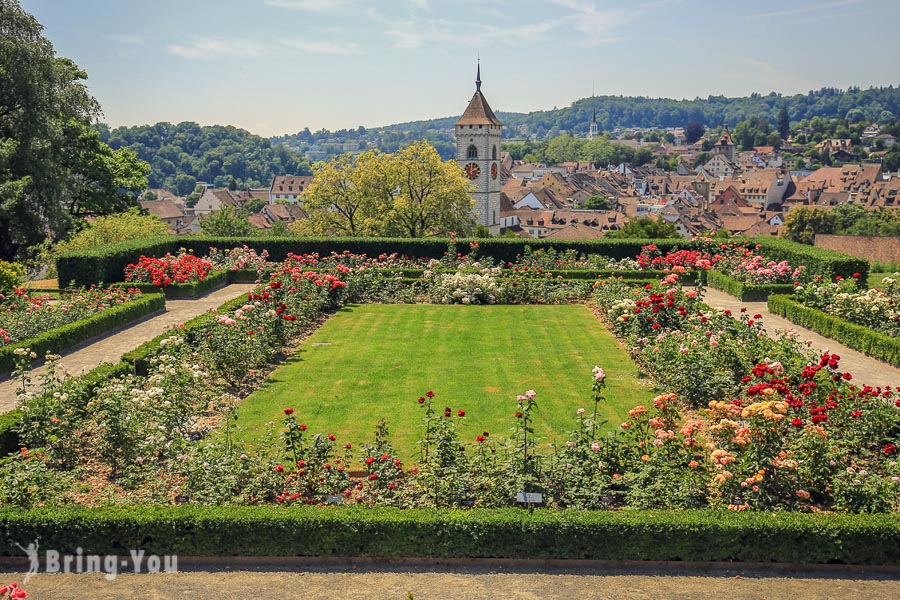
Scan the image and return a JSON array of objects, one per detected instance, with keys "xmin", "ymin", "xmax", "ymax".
[
  {"xmin": 582, "ymin": 195, "xmax": 611, "ymax": 210},
  {"xmin": 606, "ymin": 218, "xmax": 680, "ymax": 239},
  {"xmin": 779, "ymin": 207, "xmax": 835, "ymax": 244},
  {"xmin": 199, "ymin": 206, "xmax": 254, "ymax": 237},
  {"xmin": 54, "ymin": 207, "xmax": 169, "ymax": 255},
  {"xmin": 243, "ymin": 198, "xmax": 266, "ymax": 214},
  {"xmin": 299, "ymin": 151, "xmax": 381, "ymax": 236},
  {"xmin": 379, "ymin": 141, "xmax": 475, "ymax": 238},
  {"xmin": 777, "ymin": 105, "xmax": 790, "ymax": 140},
  {"xmin": 685, "ymin": 120, "xmax": 705, "ymax": 144},
  {"xmin": 1, "ymin": 0, "xmax": 99, "ymax": 259}
]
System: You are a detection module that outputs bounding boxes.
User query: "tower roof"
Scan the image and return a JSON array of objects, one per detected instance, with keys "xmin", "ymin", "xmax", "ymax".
[
  {"xmin": 455, "ymin": 62, "xmax": 503, "ymax": 127},
  {"xmin": 717, "ymin": 126, "xmax": 734, "ymax": 147}
]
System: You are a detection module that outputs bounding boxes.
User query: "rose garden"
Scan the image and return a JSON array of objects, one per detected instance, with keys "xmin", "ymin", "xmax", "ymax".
[{"xmin": 0, "ymin": 235, "xmax": 897, "ymax": 565}]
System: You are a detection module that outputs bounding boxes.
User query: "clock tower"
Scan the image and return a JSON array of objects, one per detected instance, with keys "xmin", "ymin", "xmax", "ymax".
[{"xmin": 455, "ymin": 62, "xmax": 502, "ymax": 234}]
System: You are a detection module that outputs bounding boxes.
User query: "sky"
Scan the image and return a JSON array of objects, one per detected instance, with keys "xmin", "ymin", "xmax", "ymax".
[{"xmin": 20, "ymin": 0, "xmax": 900, "ymax": 137}]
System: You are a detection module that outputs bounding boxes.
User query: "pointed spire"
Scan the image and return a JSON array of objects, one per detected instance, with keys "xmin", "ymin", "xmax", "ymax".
[{"xmin": 476, "ymin": 58, "xmax": 481, "ymax": 92}]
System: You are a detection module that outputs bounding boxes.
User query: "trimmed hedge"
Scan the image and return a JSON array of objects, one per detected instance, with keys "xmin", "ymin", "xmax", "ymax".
[
  {"xmin": 56, "ymin": 237, "xmax": 688, "ymax": 287},
  {"xmin": 0, "ymin": 293, "xmax": 166, "ymax": 374},
  {"xmin": 115, "ymin": 269, "xmax": 230, "ymax": 299},
  {"xmin": 0, "ymin": 507, "xmax": 896, "ymax": 564},
  {"xmin": 706, "ymin": 271, "xmax": 796, "ymax": 302},
  {"xmin": 768, "ymin": 295, "xmax": 900, "ymax": 367},
  {"xmin": 753, "ymin": 237, "xmax": 868, "ymax": 284}
]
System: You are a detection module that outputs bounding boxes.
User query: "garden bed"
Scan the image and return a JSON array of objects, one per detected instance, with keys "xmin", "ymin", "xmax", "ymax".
[
  {"xmin": 706, "ymin": 270, "xmax": 796, "ymax": 301},
  {"xmin": 0, "ymin": 292, "xmax": 165, "ymax": 374},
  {"xmin": 0, "ymin": 507, "xmax": 897, "ymax": 565},
  {"xmin": 768, "ymin": 294, "xmax": 900, "ymax": 367},
  {"xmin": 117, "ymin": 269, "xmax": 229, "ymax": 299}
]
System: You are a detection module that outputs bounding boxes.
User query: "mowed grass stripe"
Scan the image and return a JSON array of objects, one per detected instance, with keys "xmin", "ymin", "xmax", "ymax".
[{"xmin": 235, "ymin": 304, "xmax": 652, "ymax": 459}]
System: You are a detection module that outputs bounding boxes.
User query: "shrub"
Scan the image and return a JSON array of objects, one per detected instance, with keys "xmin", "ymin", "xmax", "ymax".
[
  {"xmin": 0, "ymin": 292, "xmax": 165, "ymax": 374},
  {"xmin": 0, "ymin": 262, "xmax": 25, "ymax": 292},
  {"xmin": 768, "ymin": 294, "xmax": 900, "ymax": 367},
  {"xmin": 0, "ymin": 507, "xmax": 897, "ymax": 564},
  {"xmin": 706, "ymin": 271, "xmax": 796, "ymax": 301}
]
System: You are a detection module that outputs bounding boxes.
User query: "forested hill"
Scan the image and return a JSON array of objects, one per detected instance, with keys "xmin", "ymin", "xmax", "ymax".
[
  {"xmin": 380, "ymin": 86, "xmax": 900, "ymax": 138},
  {"xmin": 99, "ymin": 121, "xmax": 312, "ymax": 194}
]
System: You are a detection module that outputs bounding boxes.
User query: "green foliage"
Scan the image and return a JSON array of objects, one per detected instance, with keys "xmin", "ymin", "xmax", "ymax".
[
  {"xmin": 754, "ymin": 237, "xmax": 869, "ymax": 282},
  {"xmin": 0, "ymin": 507, "xmax": 897, "ymax": 564},
  {"xmin": 56, "ymin": 237, "xmax": 686, "ymax": 287},
  {"xmin": 53, "ymin": 208, "xmax": 169, "ymax": 256},
  {"xmin": 0, "ymin": 292, "xmax": 165, "ymax": 374},
  {"xmin": 768, "ymin": 294, "xmax": 900, "ymax": 367},
  {"xmin": 706, "ymin": 270, "xmax": 796, "ymax": 301},
  {"xmin": 0, "ymin": 260, "xmax": 25, "ymax": 291},
  {"xmin": 102, "ymin": 121, "xmax": 312, "ymax": 192},
  {"xmin": 582, "ymin": 195, "xmax": 610, "ymax": 210},
  {"xmin": 199, "ymin": 206, "xmax": 255, "ymax": 237},
  {"xmin": 117, "ymin": 269, "xmax": 229, "ymax": 299},
  {"xmin": 605, "ymin": 218, "xmax": 680, "ymax": 239}
]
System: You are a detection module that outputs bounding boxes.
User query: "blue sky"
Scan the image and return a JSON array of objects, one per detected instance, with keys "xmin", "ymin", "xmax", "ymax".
[{"xmin": 20, "ymin": 0, "xmax": 900, "ymax": 136}]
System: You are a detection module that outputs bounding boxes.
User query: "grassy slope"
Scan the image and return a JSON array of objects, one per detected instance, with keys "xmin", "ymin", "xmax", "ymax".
[{"xmin": 234, "ymin": 304, "xmax": 651, "ymax": 459}]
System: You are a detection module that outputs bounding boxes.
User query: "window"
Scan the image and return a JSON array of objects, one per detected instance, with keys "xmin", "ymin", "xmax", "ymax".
[
  {"xmin": 492, "ymin": 145, "xmax": 497, "ymax": 160},
  {"xmin": 467, "ymin": 145, "xmax": 478, "ymax": 159}
]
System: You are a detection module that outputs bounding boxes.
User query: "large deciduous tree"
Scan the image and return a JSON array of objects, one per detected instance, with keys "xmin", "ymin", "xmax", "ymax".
[
  {"xmin": 0, "ymin": 0, "xmax": 149, "ymax": 260},
  {"xmin": 300, "ymin": 142, "xmax": 474, "ymax": 238}
]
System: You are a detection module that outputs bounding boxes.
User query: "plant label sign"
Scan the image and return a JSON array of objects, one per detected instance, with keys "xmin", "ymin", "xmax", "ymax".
[
  {"xmin": 516, "ymin": 492, "xmax": 543, "ymax": 504},
  {"xmin": 326, "ymin": 495, "xmax": 343, "ymax": 504}
]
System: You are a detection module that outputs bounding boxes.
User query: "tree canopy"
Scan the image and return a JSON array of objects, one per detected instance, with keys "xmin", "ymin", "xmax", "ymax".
[
  {"xmin": 606, "ymin": 217, "xmax": 680, "ymax": 239},
  {"xmin": 0, "ymin": 0, "xmax": 150, "ymax": 260},
  {"xmin": 299, "ymin": 142, "xmax": 474, "ymax": 238}
]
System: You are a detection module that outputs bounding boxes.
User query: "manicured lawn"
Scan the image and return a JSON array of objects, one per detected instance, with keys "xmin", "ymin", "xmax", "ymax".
[{"xmin": 235, "ymin": 304, "xmax": 652, "ymax": 459}]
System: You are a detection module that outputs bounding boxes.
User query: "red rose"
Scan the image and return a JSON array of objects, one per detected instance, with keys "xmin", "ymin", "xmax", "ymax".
[
  {"xmin": 515, "ymin": 412, "xmax": 523, "ymax": 418},
  {"xmin": 299, "ymin": 424, "xmax": 307, "ymax": 431},
  {"xmin": 283, "ymin": 408, "xmax": 294, "ymax": 415},
  {"xmin": 418, "ymin": 396, "xmax": 425, "ymax": 404},
  {"xmin": 850, "ymin": 410, "xmax": 861, "ymax": 418},
  {"xmin": 275, "ymin": 465, "xmax": 284, "ymax": 472},
  {"xmin": 476, "ymin": 435, "xmax": 486, "ymax": 442},
  {"xmin": 344, "ymin": 443, "xmax": 352, "ymax": 449},
  {"xmin": 842, "ymin": 373, "xmax": 852, "ymax": 381},
  {"xmin": 457, "ymin": 410, "xmax": 466, "ymax": 417},
  {"xmin": 883, "ymin": 443, "xmax": 897, "ymax": 455},
  {"xmin": 328, "ymin": 434, "xmax": 336, "ymax": 441},
  {"xmin": 791, "ymin": 418, "xmax": 803, "ymax": 427},
  {"xmin": 368, "ymin": 473, "xmax": 378, "ymax": 480},
  {"xmin": 365, "ymin": 457, "xmax": 374, "ymax": 464},
  {"xmin": 426, "ymin": 391, "xmax": 435, "ymax": 398},
  {"xmin": 297, "ymin": 460, "xmax": 306, "ymax": 467}
]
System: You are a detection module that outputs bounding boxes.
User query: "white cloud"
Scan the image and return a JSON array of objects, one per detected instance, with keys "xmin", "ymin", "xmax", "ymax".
[
  {"xmin": 548, "ymin": 0, "xmax": 635, "ymax": 47},
  {"xmin": 264, "ymin": 0, "xmax": 351, "ymax": 12},
  {"xmin": 369, "ymin": 7, "xmax": 562, "ymax": 50},
  {"xmin": 168, "ymin": 37, "xmax": 268, "ymax": 59},
  {"xmin": 109, "ymin": 34, "xmax": 144, "ymax": 45},
  {"xmin": 279, "ymin": 38, "xmax": 360, "ymax": 55}
]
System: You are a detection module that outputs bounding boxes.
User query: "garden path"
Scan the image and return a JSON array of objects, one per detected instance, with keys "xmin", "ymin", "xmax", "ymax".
[
  {"xmin": 703, "ymin": 288, "xmax": 900, "ymax": 389},
  {"xmin": 2, "ymin": 562, "xmax": 898, "ymax": 599},
  {"xmin": 0, "ymin": 284, "xmax": 257, "ymax": 411}
]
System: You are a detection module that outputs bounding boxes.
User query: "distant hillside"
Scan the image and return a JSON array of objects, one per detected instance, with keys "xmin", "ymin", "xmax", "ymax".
[
  {"xmin": 100, "ymin": 121, "xmax": 312, "ymax": 194},
  {"xmin": 379, "ymin": 86, "xmax": 900, "ymax": 138}
]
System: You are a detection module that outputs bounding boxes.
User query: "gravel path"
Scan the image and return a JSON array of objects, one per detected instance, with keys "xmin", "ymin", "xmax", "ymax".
[
  {"xmin": 1, "ymin": 563, "xmax": 897, "ymax": 599},
  {"xmin": 703, "ymin": 288, "xmax": 900, "ymax": 389},
  {"xmin": 0, "ymin": 284, "xmax": 257, "ymax": 411}
]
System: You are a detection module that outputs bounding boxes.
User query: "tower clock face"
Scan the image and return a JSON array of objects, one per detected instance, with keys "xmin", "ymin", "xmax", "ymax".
[
  {"xmin": 464, "ymin": 162, "xmax": 481, "ymax": 180},
  {"xmin": 491, "ymin": 163, "xmax": 498, "ymax": 180}
]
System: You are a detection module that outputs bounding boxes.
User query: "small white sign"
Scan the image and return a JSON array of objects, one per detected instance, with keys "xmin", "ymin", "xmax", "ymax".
[
  {"xmin": 516, "ymin": 492, "xmax": 543, "ymax": 504},
  {"xmin": 326, "ymin": 495, "xmax": 343, "ymax": 504}
]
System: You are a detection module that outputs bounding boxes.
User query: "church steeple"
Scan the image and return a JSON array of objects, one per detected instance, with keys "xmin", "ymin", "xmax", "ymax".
[{"xmin": 476, "ymin": 59, "xmax": 481, "ymax": 92}]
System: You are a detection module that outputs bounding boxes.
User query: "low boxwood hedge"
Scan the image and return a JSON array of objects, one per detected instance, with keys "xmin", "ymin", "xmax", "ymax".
[
  {"xmin": 0, "ymin": 507, "xmax": 896, "ymax": 565},
  {"xmin": 753, "ymin": 237, "xmax": 868, "ymax": 284},
  {"xmin": 768, "ymin": 295, "xmax": 900, "ymax": 367},
  {"xmin": 115, "ymin": 270, "xmax": 230, "ymax": 299},
  {"xmin": 56, "ymin": 237, "xmax": 688, "ymax": 288},
  {"xmin": 706, "ymin": 271, "xmax": 796, "ymax": 302},
  {"xmin": 0, "ymin": 293, "xmax": 166, "ymax": 374}
]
